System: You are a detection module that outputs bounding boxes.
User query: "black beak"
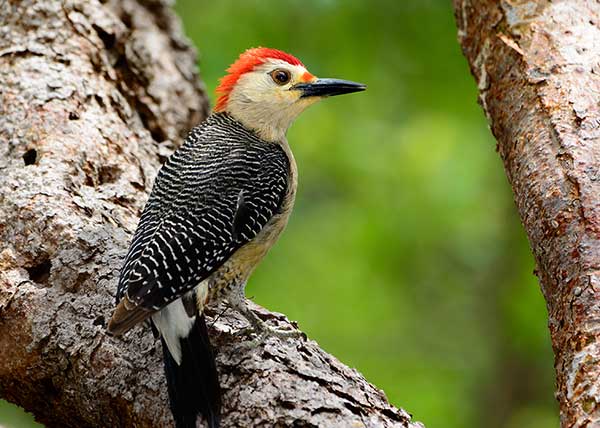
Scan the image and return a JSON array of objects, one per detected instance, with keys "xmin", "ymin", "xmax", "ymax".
[{"xmin": 293, "ymin": 78, "xmax": 367, "ymax": 98}]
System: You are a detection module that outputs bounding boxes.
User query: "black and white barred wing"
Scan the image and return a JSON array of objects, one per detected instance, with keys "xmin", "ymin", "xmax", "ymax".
[{"xmin": 108, "ymin": 142, "xmax": 289, "ymax": 335}]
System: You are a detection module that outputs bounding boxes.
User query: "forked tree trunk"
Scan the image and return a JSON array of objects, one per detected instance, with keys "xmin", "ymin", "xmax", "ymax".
[
  {"xmin": 0, "ymin": 0, "xmax": 422, "ymax": 427},
  {"xmin": 453, "ymin": 1, "xmax": 600, "ymax": 426}
]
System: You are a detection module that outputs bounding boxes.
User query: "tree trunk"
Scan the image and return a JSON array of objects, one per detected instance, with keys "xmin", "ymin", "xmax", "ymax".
[
  {"xmin": 0, "ymin": 0, "xmax": 422, "ymax": 427},
  {"xmin": 453, "ymin": 1, "xmax": 600, "ymax": 426}
]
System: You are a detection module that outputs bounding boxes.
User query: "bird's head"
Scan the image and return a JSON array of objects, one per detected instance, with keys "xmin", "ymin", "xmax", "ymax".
[{"xmin": 214, "ymin": 47, "xmax": 366, "ymax": 142}]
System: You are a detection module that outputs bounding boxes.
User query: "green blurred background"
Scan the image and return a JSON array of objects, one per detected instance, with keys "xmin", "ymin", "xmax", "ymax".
[{"xmin": 0, "ymin": 0, "xmax": 558, "ymax": 427}]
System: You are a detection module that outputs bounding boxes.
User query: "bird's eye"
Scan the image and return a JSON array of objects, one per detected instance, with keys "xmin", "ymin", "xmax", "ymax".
[{"xmin": 270, "ymin": 69, "xmax": 291, "ymax": 85}]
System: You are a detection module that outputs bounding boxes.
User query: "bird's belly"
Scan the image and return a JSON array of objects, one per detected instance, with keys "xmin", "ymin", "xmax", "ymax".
[{"xmin": 198, "ymin": 205, "xmax": 294, "ymax": 308}]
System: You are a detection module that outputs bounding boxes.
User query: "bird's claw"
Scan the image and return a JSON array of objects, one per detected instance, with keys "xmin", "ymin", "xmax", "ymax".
[
  {"xmin": 236, "ymin": 320, "xmax": 304, "ymax": 349},
  {"xmin": 227, "ymin": 292, "xmax": 305, "ymax": 348}
]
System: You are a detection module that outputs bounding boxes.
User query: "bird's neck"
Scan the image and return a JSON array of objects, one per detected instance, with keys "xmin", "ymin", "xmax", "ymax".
[{"xmin": 222, "ymin": 106, "xmax": 292, "ymax": 143}]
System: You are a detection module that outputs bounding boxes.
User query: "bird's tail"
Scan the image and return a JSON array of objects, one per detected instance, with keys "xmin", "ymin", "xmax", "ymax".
[{"xmin": 156, "ymin": 309, "xmax": 221, "ymax": 428}]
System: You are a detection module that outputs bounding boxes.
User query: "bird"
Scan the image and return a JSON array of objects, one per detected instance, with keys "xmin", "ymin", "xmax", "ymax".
[{"xmin": 107, "ymin": 47, "xmax": 366, "ymax": 428}]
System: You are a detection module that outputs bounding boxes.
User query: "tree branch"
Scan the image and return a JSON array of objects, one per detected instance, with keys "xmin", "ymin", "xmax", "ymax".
[
  {"xmin": 0, "ymin": 0, "xmax": 421, "ymax": 426},
  {"xmin": 453, "ymin": 1, "xmax": 600, "ymax": 426}
]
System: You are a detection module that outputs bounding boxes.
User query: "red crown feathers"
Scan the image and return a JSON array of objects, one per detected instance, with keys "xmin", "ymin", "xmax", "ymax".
[{"xmin": 214, "ymin": 47, "xmax": 304, "ymax": 112}]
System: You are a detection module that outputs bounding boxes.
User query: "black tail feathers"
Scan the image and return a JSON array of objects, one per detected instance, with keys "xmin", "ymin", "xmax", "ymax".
[{"xmin": 161, "ymin": 314, "xmax": 221, "ymax": 428}]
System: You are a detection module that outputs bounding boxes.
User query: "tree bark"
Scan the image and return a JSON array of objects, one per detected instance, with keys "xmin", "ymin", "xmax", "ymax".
[
  {"xmin": 0, "ymin": 0, "xmax": 423, "ymax": 427},
  {"xmin": 453, "ymin": 1, "xmax": 600, "ymax": 426}
]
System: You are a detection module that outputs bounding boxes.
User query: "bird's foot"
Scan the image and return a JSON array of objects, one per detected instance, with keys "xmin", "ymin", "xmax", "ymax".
[
  {"xmin": 234, "ymin": 305, "xmax": 303, "ymax": 347},
  {"xmin": 237, "ymin": 321, "xmax": 303, "ymax": 348},
  {"xmin": 228, "ymin": 289, "xmax": 304, "ymax": 348}
]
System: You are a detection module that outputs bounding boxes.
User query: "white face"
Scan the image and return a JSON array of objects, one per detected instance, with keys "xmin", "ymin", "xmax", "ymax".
[{"xmin": 225, "ymin": 59, "xmax": 321, "ymax": 142}]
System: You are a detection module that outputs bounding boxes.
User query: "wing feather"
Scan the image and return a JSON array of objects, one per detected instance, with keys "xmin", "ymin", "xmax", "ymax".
[{"xmin": 108, "ymin": 114, "xmax": 289, "ymax": 335}]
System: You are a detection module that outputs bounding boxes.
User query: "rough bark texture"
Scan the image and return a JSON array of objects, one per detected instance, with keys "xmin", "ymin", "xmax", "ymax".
[
  {"xmin": 454, "ymin": 1, "xmax": 600, "ymax": 426},
  {"xmin": 0, "ymin": 0, "xmax": 422, "ymax": 427}
]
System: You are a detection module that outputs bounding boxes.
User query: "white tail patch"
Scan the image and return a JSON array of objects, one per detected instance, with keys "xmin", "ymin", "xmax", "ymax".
[{"xmin": 152, "ymin": 298, "xmax": 195, "ymax": 365}]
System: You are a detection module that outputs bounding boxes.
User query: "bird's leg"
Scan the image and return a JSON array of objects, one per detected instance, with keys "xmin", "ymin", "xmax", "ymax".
[{"xmin": 227, "ymin": 286, "xmax": 303, "ymax": 346}]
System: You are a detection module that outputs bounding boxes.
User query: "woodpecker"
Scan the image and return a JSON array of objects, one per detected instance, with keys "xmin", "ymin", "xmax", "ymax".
[{"xmin": 107, "ymin": 47, "xmax": 365, "ymax": 428}]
